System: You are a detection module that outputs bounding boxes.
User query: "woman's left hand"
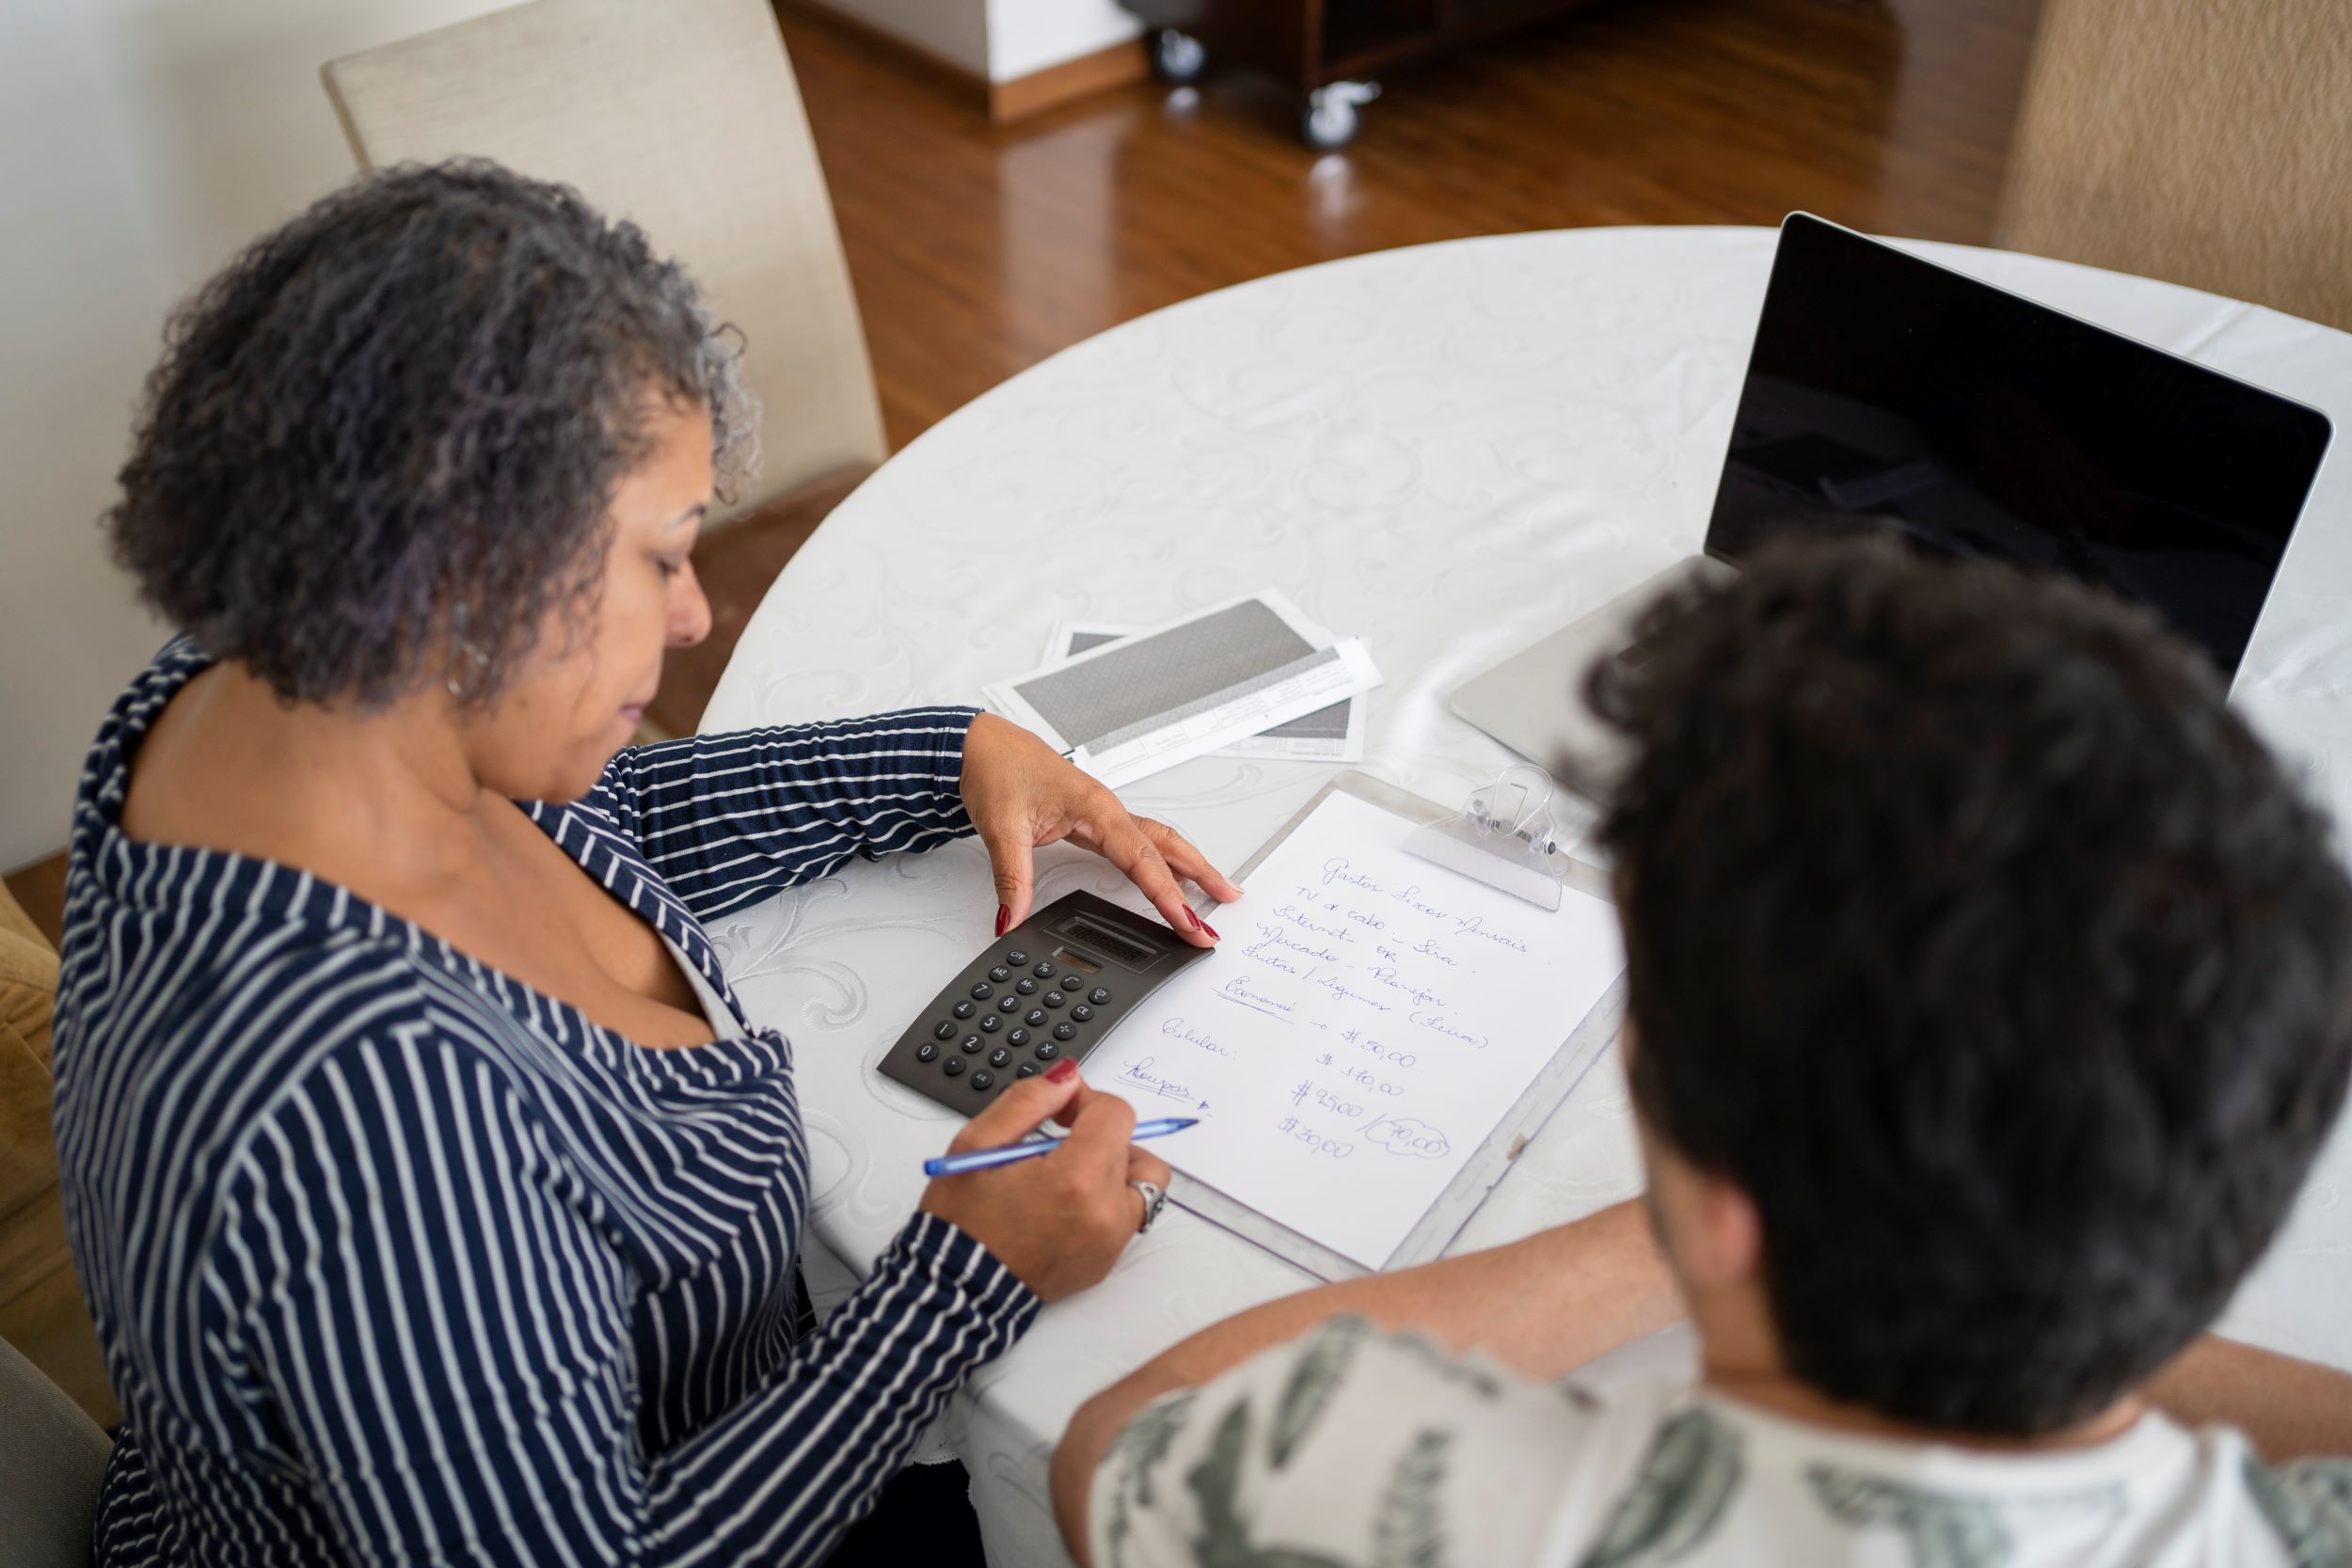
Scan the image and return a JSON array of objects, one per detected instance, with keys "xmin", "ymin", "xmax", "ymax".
[{"xmin": 961, "ymin": 713, "xmax": 1243, "ymax": 947}]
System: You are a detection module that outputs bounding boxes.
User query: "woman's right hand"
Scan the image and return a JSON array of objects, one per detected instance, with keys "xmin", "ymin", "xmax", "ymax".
[{"xmin": 918, "ymin": 1060, "xmax": 1168, "ymax": 1304}]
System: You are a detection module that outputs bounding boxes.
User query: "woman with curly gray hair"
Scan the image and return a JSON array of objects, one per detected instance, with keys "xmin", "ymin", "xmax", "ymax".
[{"xmin": 53, "ymin": 160, "xmax": 1239, "ymax": 1568}]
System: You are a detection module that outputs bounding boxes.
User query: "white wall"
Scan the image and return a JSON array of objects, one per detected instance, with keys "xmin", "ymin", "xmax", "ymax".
[
  {"xmin": 0, "ymin": 0, "xmax": 521, "ymax": 869},
  {"xmin": 809, "ymin": 0, "xmax": 1139, "ymax": 82},
  {"xmin": 986, "ymin": 0, "xmax": 1140, "ymax": 82},
  {"xmin": 804, "ymin": 0, "xmax": 990, "ymax": 76}
]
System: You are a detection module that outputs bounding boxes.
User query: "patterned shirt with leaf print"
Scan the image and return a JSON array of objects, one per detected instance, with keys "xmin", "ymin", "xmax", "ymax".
[{"xmin": 1088, "ymin": 1317, "xmax": 2352, "ymax": 1568}]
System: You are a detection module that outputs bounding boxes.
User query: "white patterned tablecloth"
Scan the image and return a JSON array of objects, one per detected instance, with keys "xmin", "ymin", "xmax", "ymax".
[{"xmin": 699, "ymin": 226, "xmax": 2352, "ymax": 1566}]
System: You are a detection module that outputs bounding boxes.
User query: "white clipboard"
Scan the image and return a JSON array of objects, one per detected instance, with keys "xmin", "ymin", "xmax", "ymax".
[{"xmin": 1167, "ymin": 769, "xmax": 1627, "ymax": 1282}]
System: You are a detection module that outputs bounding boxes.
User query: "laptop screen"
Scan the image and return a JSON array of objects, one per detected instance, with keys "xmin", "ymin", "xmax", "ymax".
[{"xmin": 1702, "ymin": 214, "xmax": 2332, "ymax": 675}]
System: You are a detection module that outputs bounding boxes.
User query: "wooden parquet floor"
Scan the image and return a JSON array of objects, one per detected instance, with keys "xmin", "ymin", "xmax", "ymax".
[{"xmin": 776, "ymin": 0, "xmax": 2046, "ymax": 449}]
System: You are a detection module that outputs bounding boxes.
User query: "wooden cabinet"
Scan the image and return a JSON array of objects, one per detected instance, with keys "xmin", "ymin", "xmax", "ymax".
[{"xmin": 1120, "ymin": 0, "xmax": 1609, "ymax": 146}]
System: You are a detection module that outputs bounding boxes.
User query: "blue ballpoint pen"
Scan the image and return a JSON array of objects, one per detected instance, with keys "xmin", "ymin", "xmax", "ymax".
[{"xmin": 924, "ymin": 1117, "xmax": 1199, "ymax": 1177}]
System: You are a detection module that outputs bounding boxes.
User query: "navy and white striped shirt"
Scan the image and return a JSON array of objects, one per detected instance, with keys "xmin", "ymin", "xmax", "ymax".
[{"xmin": 53, "ymin": 639, "xmax": 1040, "ymax": 1566}]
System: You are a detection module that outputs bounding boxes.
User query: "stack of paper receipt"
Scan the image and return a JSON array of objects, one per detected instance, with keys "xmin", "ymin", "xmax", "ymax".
[{"xmin": 984, "ymin": 590, "xmax": 1382, "ymax": 787}]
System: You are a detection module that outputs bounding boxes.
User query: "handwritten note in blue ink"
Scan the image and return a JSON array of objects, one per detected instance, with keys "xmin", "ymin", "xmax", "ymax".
[{"xmin": 1083, "ymin": 789, "xmax": 1625, "ymax": 1270}]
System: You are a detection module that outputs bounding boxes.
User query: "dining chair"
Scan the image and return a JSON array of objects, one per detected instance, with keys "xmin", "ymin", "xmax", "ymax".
[
  {"xmin": 0, "ymin": 1333, "xmax": 111, "ymax": 1568},
  {"xmin": 1995, "ymin": 0, "xmax": 2351, "ymax": 333},
  {"xmin": 3, "ymin": 837, "xmax": 115, "ymax": 1568},
  {"xmin": 1, "ymin": 878, "xmax": 118, "ymax": 1433},
  {"xmin": 324, "ymin": 0, "xmax": 888, "ymax": 732}
]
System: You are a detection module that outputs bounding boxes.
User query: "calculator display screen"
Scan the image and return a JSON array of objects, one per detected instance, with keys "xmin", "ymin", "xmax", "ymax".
[{"xmin": 1055, "ymin": 914, "xmax": 1158, "ymax": 970}]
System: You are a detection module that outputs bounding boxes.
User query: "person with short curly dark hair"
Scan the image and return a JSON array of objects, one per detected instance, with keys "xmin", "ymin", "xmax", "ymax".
[
  {"xmin": 1057, "ymin": 540, "xmax": 2352, "ymax": 1567},
  {"xmin": 53, "ymin": 160, "xmax": 1244, "ymax": 1568}
]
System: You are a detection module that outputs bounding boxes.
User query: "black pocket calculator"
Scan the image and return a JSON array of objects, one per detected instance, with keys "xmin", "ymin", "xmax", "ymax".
[{"xmin": 878, "ymin": 891, "xmax": 1214, "ymax": 1113}]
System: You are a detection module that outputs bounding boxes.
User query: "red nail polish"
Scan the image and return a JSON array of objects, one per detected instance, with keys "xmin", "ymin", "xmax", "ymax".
[
  {"xmin": 994, "ymin": 904, "xmax": 1009, "ymax": 938},
  {"xmin": 1046, "ymin": 1058, "xmax": 1078, "ymax": 1084},
  {"xmin": 1201, "ymin": 919, "xmax": 1220, "ymax": 941},
  {"xmin": 1184, "ymin": 908, "xmax": 1203, "ymax": 930}
]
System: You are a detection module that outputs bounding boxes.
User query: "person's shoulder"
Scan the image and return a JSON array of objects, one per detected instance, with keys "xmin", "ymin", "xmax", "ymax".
[
  {"xmin": 63, "ymin": 916, "xmax": 419, "ymax": 1135},
  {"xmin": 2027, "ymin": 1420, "xmax": 2352, "ymax": 1566},
  {"xmin": 2242, "ymin": 1451, "xmax": 2352, "ymax": 1562},
  {"xmin": 57, "ymin": 905, "xmax": 526, "ymax": 1219},
  {"xmin": 56, "ymin": 922, "xmax": 445, "ymax": 1321},
  {"xmin": 72, "ymin": 636, "xmax": 212, "ymax": 832},
  {"xmin": 1089, "ymin": 1317, "xmax": 1667, "ymax": 1568}
]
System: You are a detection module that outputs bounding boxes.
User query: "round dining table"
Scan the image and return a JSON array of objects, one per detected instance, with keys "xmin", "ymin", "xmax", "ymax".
[{"xmin": 698, "ymin": 225, "xmax": 2352, "ymax": 1567}]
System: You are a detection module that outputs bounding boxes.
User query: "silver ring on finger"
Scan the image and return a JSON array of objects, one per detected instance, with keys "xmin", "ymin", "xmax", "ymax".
[{"xmin": 1129, "ymin": 1179, "xmax": 1167, "ymax": 1235}]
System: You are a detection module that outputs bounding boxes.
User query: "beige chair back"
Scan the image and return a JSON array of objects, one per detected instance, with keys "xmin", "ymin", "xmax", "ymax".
[
  {"xmin": 1, "ymin": 880, "xmax": 118, "ymax": 1433},
  {"xmin": 323, "ymin": 0, "xmax": 887, "ymax": 518},
  {"xmin": 0, "ymin": 1332, "xmax": 110, "ymax": 1568},
  {"xmin": 1994, "ymin": 0, "xmax": 2352, "ymax": 332}
]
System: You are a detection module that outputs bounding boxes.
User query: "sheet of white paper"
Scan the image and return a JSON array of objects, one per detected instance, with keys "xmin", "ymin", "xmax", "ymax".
[
  {"xmin": 1085, "ymin": 791, "xmax": 1626, "ymax": 1270},
  {"xmin": 982, "ymin": 590, "xmax": 1383, "ymax": 789},
  {"xmin": 1048, "ymin": 623, "xmax": 1367, "ymax": 764},
  {"xmin": 1074, "ymin": 639, "xmax": 1378, "ymax": 787}
]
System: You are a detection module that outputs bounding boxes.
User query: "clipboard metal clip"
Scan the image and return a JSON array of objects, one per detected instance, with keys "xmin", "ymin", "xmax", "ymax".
[{"xmin": 1404, "ymin": 764, "xmax": 1574, "ymax": 911}]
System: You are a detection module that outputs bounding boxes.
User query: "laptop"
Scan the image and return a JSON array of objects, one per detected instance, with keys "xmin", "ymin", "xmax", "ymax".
[{"xmin": 1449, "ymin": 212, "xmax": 2334, "ymax": 787}]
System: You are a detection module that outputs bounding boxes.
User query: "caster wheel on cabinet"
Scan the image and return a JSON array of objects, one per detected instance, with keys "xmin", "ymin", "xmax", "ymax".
[
  {"xmin": 1302, "ymin": 81, "xmax": 1379, "ymax": 149},
  {"xmin": 1151, "ymin": 28, "xmax": 1208, "ymax": 85}
]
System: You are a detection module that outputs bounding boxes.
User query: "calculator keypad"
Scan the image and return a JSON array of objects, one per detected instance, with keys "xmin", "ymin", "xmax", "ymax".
[{"xmin": 906, "ymin": 949, "xmax": 1108, "ymax": 1088}]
